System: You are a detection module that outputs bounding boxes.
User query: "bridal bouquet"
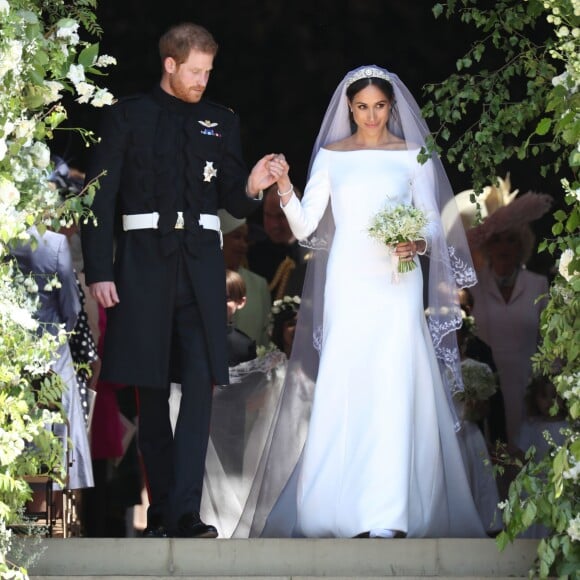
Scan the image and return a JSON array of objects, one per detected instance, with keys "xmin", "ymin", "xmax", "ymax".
[{"xmin": 368, "ymin": 203, "xmax": 428, "ymax": 274}]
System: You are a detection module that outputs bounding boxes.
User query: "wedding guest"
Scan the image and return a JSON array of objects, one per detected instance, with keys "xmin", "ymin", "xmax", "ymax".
[
  {"xmin": 467, "ymin": 191, "xmax": 552, "ymax": 445},
  {"xmin": 225, "ymin": 269, "xmax": 257, "ymax": 366},
  {"xmin": 11, "ymin": 227, "xmax": 94, "ymax": 491},
  {"xmin": 517, "ymin": 374, "xmax": 567, "ymax": 460},
  {"xmin": 458, "ymin": 288, "xmax": 507, "ymax": 446},
  {"xmin": 219, "ymin": 210, "xmax": 271, "ymax": 347},
  {"xmin": 270, "ymin": 295, "xmax": 301, "ymax": 358},
  {"xmin": 515, "ymin": 374, "xmax": 567, "ymax": 539},
  {"xmin": 453, "ymin": 319, "xmax": 502, "ymax": 535}
]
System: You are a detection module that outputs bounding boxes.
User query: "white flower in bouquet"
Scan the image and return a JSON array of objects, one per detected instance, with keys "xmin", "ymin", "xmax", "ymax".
[
  {"xmin": 457, "ymin": 358, "xmax": 498, "ymax": 402},
  {"xmin": 368, "ymin": 203, "xmax": 428, "ymax": 274}
]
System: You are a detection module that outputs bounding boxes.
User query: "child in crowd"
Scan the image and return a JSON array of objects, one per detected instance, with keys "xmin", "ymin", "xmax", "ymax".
[
  {"xmin": 225, "ymin": 269, "xmax": 257, "ymax": 367},
  {"xmin": 516, "ymin": 374, "xmax": 567, "ymax": 539},
  {"xmin": 517, "ymin": 374, "xmax": 567, "ymax": 459},
  {"xmin": 270, "ymin": 295, "xmax": 301, "ymax": 358}
]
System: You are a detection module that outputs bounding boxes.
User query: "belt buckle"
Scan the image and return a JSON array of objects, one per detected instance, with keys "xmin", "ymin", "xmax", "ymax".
[{"xmin": 175, "ymin": 211, "xmax": 184, "ymax": 230}]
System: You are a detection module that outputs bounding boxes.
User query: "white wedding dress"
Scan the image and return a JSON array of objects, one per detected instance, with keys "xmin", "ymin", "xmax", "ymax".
[{"xmin": 281, "ymin": 148, "xmax": 487, "ymax": 538}]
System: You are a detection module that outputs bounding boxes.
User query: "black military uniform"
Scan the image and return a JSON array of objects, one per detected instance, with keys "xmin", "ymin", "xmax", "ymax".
[{"xmin": 82, "ymin": 85, "xmax": 260, "ymax": 536}]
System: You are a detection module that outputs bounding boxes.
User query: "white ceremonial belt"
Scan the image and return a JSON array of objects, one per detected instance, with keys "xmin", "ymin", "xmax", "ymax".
[{"xmin": 122, "ymin": 212, "xmax": 223, "ymax": 247}]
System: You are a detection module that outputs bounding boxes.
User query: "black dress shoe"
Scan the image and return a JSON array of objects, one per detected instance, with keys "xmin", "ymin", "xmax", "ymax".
[
  {"xmin": 353, "ymin": 531, "xmax": 370, "ymax": 538},
  {"xmin": 176, "ymin": 512, "xmax": 218, "ymax": 538},
  {"xmin": 142, "ymin": 524, "xmax": 169, "ymax": 538},
  {"xmin": 142, "ymin": 513, "xmax": 169, "ymax": 538}
]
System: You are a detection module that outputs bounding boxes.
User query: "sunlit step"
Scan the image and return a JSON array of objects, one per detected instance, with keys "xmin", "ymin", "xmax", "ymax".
[{"xmin": 21, "ymin": 537, "xmax": 538, "ymax": 578}]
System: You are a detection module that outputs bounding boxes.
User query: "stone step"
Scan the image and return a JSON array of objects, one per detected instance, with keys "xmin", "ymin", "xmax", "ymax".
[
  {"xmin": 29, "ymin": 577, "xmax": 530, "ymax": 580},
  {"xmin": 21, "ymin": 538, "xmax": 539, "ymax": 578}
]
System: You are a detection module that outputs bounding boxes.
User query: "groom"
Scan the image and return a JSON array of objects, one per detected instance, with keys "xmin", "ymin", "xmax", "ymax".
[{"xmin": 81, "ymin": 22, "xmax": 277, "ymax": 537}]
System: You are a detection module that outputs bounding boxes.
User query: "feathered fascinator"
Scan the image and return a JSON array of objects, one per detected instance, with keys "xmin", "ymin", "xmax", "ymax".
[{"xmin": 453, "ymin": 173, "xmax": 553, "ymax": 250}]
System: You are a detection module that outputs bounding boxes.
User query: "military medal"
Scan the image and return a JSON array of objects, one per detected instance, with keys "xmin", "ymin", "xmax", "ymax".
[
  {"xmin": 198, "ymin": 119, "xmax": 221, "ymax": 137},
  {"xmin": 203, "ymin": 161, "xmax": 217, "ymax": 182}
]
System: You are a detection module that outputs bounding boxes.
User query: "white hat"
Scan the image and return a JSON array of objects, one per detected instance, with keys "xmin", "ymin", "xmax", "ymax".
[{"xmin": 218, "ymin": 209, "xmax": 246, "ymax": 235}]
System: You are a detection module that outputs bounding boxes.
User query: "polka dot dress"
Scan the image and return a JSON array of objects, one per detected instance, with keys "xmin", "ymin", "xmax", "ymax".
[{"xmin": 69, "ymin": 275, "xmax": 98, "ymax": 427}]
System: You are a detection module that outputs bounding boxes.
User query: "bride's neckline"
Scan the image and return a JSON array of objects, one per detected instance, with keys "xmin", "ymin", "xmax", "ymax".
[{"xmin": 321, "ymin": 146, "xmax": 417, "ymax": 152}]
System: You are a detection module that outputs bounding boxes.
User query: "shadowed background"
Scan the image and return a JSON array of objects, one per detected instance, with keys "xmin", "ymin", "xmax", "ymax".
[{"xmin": 56, "ymin": 0, "xmax": 557, "ymax": 272}]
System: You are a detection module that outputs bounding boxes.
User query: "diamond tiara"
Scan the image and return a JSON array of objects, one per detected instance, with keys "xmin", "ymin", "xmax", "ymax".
[{"xmin": 345, "ymin": 67, "xmax": 391, "ymax": 88}]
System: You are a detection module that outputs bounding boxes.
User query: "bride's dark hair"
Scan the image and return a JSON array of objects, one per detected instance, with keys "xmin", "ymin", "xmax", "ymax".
[{"xmin": 345, "ymin": 77, "xmax": 394, "ymax": 102}]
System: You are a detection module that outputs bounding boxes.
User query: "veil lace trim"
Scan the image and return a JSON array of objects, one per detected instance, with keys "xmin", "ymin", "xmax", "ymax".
[
  {"xmin": 228, "ymin": 350, "xmax": 287, "ymax": 383},
  {"xmin": 449, "ymin": 245, "xmax": 477, "ymax": 288}
]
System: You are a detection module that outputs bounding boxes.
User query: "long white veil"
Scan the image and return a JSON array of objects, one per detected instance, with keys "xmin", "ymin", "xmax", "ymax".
[{"xmin": 231, "ymin": 65, "xmax": 477, "ymax": 538}]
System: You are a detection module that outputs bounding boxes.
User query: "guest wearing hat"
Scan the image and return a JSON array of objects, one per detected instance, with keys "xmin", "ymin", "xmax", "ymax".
[
  {"xmin": 462, "ymin": 180, "xmax": 552, "ymax": 446},
  {"xmin": 219, "ymin": 210, "xmax": 271, "ymax": 347}
]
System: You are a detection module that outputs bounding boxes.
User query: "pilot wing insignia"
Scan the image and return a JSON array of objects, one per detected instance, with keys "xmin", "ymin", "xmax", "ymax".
[{"xmin": 198, "ymin": 119, "xmax": 218, "ymax": 128}]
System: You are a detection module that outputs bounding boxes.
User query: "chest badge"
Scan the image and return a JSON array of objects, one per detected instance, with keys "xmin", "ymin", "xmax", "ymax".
[
  {"xmin": 203, "ymin": 161, "xmax": 218, "ymax": 182},
  {"xmin": 198, "ymin": 119, "xmax": 221, "ymax": 137}
]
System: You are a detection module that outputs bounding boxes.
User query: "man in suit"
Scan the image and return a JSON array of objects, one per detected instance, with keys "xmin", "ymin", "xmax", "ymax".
[{"xmin": 81, "ymin": 22, "xmax": 284, "ymax": 538}]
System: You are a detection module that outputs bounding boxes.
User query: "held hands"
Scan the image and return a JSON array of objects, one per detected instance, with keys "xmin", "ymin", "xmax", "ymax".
[
  {"xmin": 89, "ymin": 281, "xmax": 120, "ymax": 309},
  {"xmin": 268, "ymin": 153, "xmax": 294, "ymax": 206},
  {"xmin": 394, "ymin": 240, "xmax": 426, "ymax": 262},
  {"xmin": 247, "ymin": 153, "xmax": 292, "ymax": 199}
]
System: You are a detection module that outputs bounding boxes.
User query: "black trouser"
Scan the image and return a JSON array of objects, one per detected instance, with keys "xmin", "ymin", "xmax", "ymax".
[{"xmin": 137, "ymin": 258, "xmax": 213, "ymax": 530}]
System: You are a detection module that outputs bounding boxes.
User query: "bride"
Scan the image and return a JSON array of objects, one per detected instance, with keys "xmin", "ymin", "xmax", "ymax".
[{"xmin": 235, "ymin": 65, "xmax": 487, "ymax": 539}]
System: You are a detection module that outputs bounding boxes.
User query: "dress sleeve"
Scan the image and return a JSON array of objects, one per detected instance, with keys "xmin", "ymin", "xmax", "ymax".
[
  {"xmin": 282, "ymin": 149, "xmax": 331, "ymax": 241},
  {"xmin": 411, "ymin": 158, "xmax": 443, "ymax": 254}
]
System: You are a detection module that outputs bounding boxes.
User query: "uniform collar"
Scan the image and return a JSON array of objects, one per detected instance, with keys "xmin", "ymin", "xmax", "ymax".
[{"xmin": 151, "ymin": 85, "xmax": 201, "ymax": 115}]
